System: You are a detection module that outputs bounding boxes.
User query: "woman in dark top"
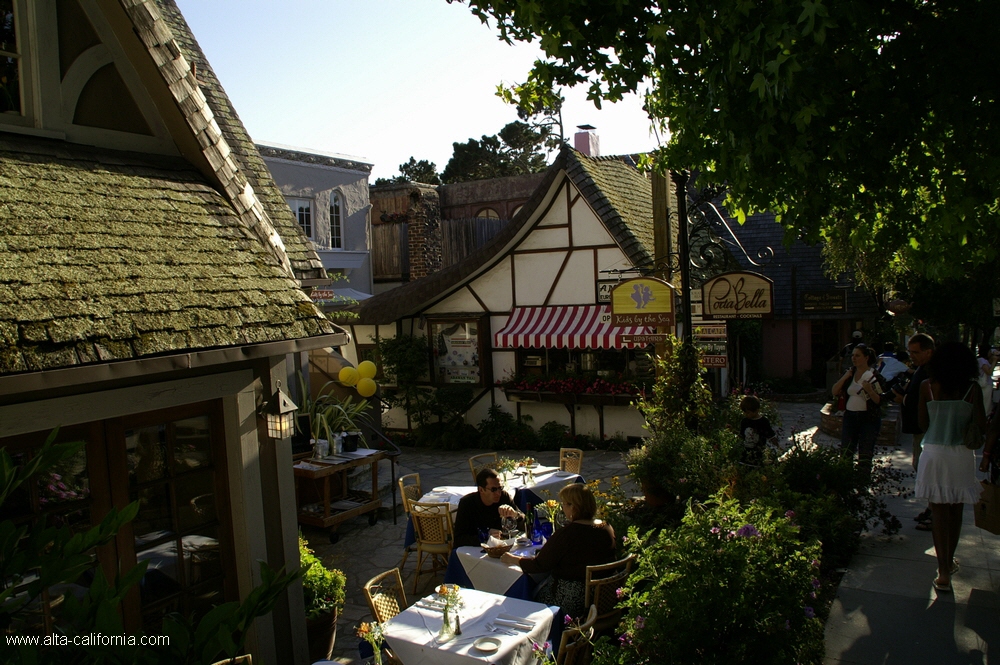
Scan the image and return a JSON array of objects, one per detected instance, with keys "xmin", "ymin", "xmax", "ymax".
[{"xmin": 501, "ymin": 483, "xmax": 616, "ymax": 618}]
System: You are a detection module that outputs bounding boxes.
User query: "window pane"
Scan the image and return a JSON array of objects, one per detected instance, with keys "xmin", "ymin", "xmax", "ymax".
[
  {"xmin": 431, "ymin": 321, "xmax": 481, "ymax": 384},
  {"xmin": 127, "ymin": 425, "xmax": 168, "ymax": 484},
  {"xmin": 172, "ymin": 416, "xmax": 212, "ymax": 472},
  {"xmin": 38, "ymin": 446, "xmax": 89, "ymax": 511},
  {"xmin": 132, "ymin": 483, "xmax": 174, "ymax": 538},
  {"xmin": 0, "ymin": 3, "xmax": 20, "ymax": 115},
  {"xmin": 330, "ymin": 196, "xmax": 342, "ymax": 249},
  {"xmin": 176, "ymin": 470, "xmax": 215, "ymax": 531}
]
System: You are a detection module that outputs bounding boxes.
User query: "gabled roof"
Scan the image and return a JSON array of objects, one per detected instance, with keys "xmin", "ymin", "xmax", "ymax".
[
  {"xmin": 357, "ymin": 147, "xmax": 654, "ymax": 324},
  {"xmin": 0, "ymin": 134, "xmax": 340, "ymax": 375}
]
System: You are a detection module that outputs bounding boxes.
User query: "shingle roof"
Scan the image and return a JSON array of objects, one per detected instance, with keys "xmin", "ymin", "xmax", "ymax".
[
  {"xmin": 356, "ymin": 147, "xmax": 654, "ymax": 324},
  {"xmin": 153, "ymin": 0, "xmax": 326, "ymax": 280},
  {"xmin": 0, "ymin": 134, "xmax": 339, "ymax": 374}
]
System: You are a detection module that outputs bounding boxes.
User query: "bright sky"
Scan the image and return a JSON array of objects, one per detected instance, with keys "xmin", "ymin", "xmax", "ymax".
[{"xmin": 174, "ymin": 0, "xmax": 659, "ymax": 181}]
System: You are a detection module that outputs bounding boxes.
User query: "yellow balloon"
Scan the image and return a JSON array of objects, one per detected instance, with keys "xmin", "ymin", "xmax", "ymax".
[
  {"xmin": 358, "ymin": 360, "xmax": 377, "ymax": 380},
  {"xmin": 338, "ymin": 366, "xmax": 359, "ymax": 386},
  {"xmin": 357, "ymin": 377, "xmax": 377, "ymax": 398}
]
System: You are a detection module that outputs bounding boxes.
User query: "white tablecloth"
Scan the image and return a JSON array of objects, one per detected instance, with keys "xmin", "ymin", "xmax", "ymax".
[
  {"xmin": 420, "ymin": 485, "xmax": 476, "ymax": 510},
  {"xmin": 504, "ymin": 467, "xmax": 581, "ymax": 499},
  {"xmin": 384, "ymin": 588, "xmax": 556, "ymax": 665},
  {"xmin": 454, "ymin": 545, "xmax": 543, "ymax": 596}
]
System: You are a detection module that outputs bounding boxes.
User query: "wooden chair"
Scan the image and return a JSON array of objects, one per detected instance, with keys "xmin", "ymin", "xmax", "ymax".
[
  {"xmin": 559, "ymin": 448, "xmax": 584, "ymax": 475},
  {"xmin": 363, "ymin": 567, "xmax": 407, "ymax": 624},
  {"xmin": 409, "ymin": 501, "xmax": 454, "ymax": 594},
  {"xmin": 557, "ymin": 603, "xmax": 598, "ymax": 665},
  {"xmin": 210, "ymin": 656, "xmax": 251, "ymax": 665},
  {"xmin": 584, "ymin": 554, "xmax": 635, "ymax": 634},
  {"xmin": 468, "ymin": 452, "xmax": 498, "ymax": 484},
  {"xmin": 397, "ymin": 473, "xmax": 422, "ymax": 570}
]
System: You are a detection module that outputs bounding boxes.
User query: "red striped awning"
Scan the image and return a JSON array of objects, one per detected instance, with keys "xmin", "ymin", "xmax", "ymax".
[{"xmin": 494, "ymin": 306, "xmax": 653, "ymax": 350}]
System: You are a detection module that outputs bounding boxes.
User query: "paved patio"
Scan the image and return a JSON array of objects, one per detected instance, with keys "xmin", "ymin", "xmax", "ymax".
[{"xmin": 304, "ymin": 401, "xmax": 999, "ymax": 664}]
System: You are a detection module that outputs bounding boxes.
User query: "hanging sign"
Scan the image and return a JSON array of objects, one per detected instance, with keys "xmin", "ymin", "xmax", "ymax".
[
  {"xmin": 611, "ymin": 277, "xmax": 675, "ymax": 326},
  {"xmin": 701, "ymin": 272, "xmax": 774, "ymax": 319},
  {"xmin": 620, "ymin": 334, "xmax": 669, "ymax": 344}
]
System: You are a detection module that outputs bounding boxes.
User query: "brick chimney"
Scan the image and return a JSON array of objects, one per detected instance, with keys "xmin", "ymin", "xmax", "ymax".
[{"xmin": 574, "ymin": 124, "xmax": 600, "ymax": 156}]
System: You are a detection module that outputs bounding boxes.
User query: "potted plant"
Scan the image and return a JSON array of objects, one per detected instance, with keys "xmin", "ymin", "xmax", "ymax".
[
  {"xmin": 297, "ymin": 372, "xmax": 374, "ymax": 451},
  {"xmin": 300, "ymin": 534, "xmax": 347, "ymax": 661}
]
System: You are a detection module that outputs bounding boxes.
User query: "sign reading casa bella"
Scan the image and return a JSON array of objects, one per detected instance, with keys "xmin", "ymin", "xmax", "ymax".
[
  {"xmin": 701, "ymin": 272, "xmax": 774, "ymax": 319},
  {"xmin": 611, "ymin": 277, "xmax": 675, "ymax": 327}
]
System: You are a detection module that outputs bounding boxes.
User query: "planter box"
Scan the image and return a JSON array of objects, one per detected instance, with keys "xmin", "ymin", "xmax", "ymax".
[
  {"xmin": 819, "ymin": 402, "xmax": 898, "ymax": 447},
  {"xmin": 503, "ymin": 389, "xmax": 636, "ymax": 406}
]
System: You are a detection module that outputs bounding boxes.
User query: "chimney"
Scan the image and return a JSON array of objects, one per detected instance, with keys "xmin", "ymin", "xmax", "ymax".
[{"xmin": 573, "ymin": 125, "xmax": 600, "ymax": 156}]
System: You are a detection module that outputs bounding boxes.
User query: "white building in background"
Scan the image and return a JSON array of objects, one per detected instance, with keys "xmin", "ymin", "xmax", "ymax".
[{"xmin": 259, "ymin": 143, "xmax": 375, "ymax": 300}]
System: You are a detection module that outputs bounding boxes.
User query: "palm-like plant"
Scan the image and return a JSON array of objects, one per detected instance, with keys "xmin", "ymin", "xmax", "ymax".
[{"xmin": 297, "ymin": 372, "xmax": 374, "ymax": 445}]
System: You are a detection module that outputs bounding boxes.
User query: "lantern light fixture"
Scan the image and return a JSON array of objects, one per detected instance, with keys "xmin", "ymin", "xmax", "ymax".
[{"xmin": 262, "ymin": 380, "xmax": 298, "ymax": 439}]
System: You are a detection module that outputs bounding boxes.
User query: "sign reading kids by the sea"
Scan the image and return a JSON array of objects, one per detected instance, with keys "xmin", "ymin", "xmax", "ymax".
[
  {"xmin": 611, "ymin": 277, "xmax": 676, "ymax": 327},
  {"xmin": 701, "ymin": 272, "xmax": 774, "ymax": 319}
]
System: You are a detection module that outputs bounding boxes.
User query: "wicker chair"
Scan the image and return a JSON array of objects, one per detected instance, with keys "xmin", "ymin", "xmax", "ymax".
[
  {"xmin": 468, "ymin": 452, "xmax": 498, "ymax": 484},
  {"xmin": 409, "ymin": 501, "xmax": 455, "ymax": 594},
  {"xmin": 584, "ymin": 554, "xmax": 635, "ymax": 634},
  {"xmin": 362, "ymin": 568, "xmax": 406, "ymax": 665},
  {"xmin": 210, "ymin": 656, "xmax": 251, "ymax": 665},
  {"xmin": 397, "ymin": 473, "xmax": 422, "ymax": 570},
  {"xmin": 559, "ymin": 448, "xmax": 584, "ymax": 475},
  {"xmin": 557, "ymin": 604, "xmax": 598, "ymax": 665}
]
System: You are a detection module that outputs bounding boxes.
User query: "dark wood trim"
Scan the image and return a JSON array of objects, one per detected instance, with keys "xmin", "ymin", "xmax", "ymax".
[
  {"xmin": 566, "ymin": 183, "xmax": 574, "ymax": 247},
  {"xmin": 510, "ymin": 253, "xmax": 517, "ymax": 307},
  {"xmin": 533, "ymin": 222, "xmax": 570, "ymax": 229},
  {"xmin": 593, "ymin": 249, "xmax": 599, "ymax": 301},
  {"xmin": 569, "ymin": 192, "xmax": 582, "ymax": 208},
  {"xmin": 543, "ymin": 250, "xmax": 573, "ymax": 306},
  {"xmin": 466, "ymin": 284, "xmax": 489, "ymax": 312},
  {"xmin": 512, "ymin": 243, "xmax": 619, "ymax": 256}
]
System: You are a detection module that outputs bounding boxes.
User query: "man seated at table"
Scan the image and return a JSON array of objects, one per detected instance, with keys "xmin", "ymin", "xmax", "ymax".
[{"xmin": 453, "ymin": 468, "xmax": 524, "ymax": 548}]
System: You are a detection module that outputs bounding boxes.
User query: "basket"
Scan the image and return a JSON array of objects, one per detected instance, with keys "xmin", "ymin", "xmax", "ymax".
[{"xmin": 482, "ymin": 543, "xmax": 513, "ymax": 558}]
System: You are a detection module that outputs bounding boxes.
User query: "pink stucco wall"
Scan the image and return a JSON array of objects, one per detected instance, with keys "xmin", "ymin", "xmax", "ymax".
[{"xmin": 762, "ymin": 320, "xmax": 814, "ymax": 378}]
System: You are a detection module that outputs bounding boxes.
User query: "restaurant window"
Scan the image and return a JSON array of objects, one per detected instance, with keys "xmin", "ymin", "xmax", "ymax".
[
  {"xmin": 287, "ymin": 197, "xmax": 312, "ymax": 238},
  {"xmin": 1, "ymin": 0, "xmax": 22, "ymax": 115},
  {"xmin": 516, "ymin": 347, "xmax": 636, "ymax": 378},
  {"xmin": 430, "ymin": 318, "xmax": 485, "ymax": 385},
  {"xmin": 0, "ymin": 401, "xmax": 234, "ymax": 636}
]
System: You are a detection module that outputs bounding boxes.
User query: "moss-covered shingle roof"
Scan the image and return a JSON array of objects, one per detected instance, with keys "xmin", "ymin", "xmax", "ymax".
[{"xmin": 0, "ymin": 134, "xmax": 338, "ymax": 374}]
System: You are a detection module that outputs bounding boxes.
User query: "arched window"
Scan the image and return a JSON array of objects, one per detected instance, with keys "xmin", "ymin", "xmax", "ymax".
[
  {"xmin": 330, "ymin": 193, "xmax": 342, "ymax": 249},
  {"xmin": 475, "ymin": 207, "xmax": 499, "ymax": 219}
]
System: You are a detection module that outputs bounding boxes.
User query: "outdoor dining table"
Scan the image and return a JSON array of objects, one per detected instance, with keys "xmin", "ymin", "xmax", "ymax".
[
  {"xmin": 443, "ymin": 544, "xmax": 546, "ymax": 600},
  {"xmin": 503, "ymin": 466, "xmax": 585, "ymax": 511},
  {"xmin": 383, "ymin": 587, "xmax": 561, "ymax": 665}
]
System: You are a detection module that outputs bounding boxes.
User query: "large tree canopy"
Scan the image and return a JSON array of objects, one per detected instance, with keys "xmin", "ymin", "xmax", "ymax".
[{"xmin": 454, "ymin": 0, "xmax": 1000, "ymax": 279}]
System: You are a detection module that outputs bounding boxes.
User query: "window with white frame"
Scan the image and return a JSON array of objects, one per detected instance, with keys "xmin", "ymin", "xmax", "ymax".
[
  {"xmin": 329, "ymin": 193, "xmax": 342, "ymax": 249},
  {"xmin": 286, "ymin": 197, "xmax": 312, "ymax": 238}
]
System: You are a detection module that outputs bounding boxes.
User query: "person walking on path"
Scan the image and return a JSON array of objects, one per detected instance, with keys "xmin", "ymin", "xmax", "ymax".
[
  {"xmin": 833, "ymin": 344, "xmax": 882, "ymax": 472},
  {"xmin": 915, "ymin": 341, "xmax": 986, "ymax": 592},
  {"xmin": 892, "ymin": 333, "xmax": 935, "ymax": 528}
]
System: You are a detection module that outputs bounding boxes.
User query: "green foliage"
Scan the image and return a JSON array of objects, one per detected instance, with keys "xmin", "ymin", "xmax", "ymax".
[
  {"xmin": 413, "ymin": 421, "xmax": 481, "ymax": 450},
  {"xmin": 635, "ymin": 337, "xmax": 713, "ymax": 434},
  {"xmin": 397, "ymin": 157, "xmax": 441, "ymax": 185},
  {"xmin": 375, "ymin": 334, "xmax": 433, "ymax": 428},
  {"xmin": 456, "ymin": 0, "xmax": 1000, "ymax": 280},
  {"xmin": 596, "ymin": 496, "xmax": 824, "ymax": 665},
  {"xmin": 475, "ymin": 404, "xmax": 538, "ymax": 450},
  {"xmin": 297, "ymin": 372, "xmax": 373, "ymax": 441},
  {"xmin": 299, "ymin": 535, "xmax": 346, "ymax": 620},
  {"xmin": 706, "ymin": 392, "xmax": 782, "ymax": 436},
  {"xmin": 441, "ymin": 121, "xmax": 550, "ymax": 184},
  {"xmin": 496, "ymin": 77, "xmax": 566, "ymax": 150}
]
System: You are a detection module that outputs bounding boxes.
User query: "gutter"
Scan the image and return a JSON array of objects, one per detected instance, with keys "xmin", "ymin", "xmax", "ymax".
[{"xmin": 0, "ymin": 331, "xmax": 348, "ymax": 398}]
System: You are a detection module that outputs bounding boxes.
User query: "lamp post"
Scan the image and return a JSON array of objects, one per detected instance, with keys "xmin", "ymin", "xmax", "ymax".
[{"xmin": 671, "ymin": 170, "xmax": 693, "ymax": 341}]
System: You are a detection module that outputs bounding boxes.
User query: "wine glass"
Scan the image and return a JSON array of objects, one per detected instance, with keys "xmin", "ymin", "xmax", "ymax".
[{"xmin": 501, "ymin": 515, "xmax": 516, "ymax": 539}]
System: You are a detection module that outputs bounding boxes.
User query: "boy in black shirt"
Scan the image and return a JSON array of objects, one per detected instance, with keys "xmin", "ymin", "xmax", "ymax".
[{"xmin": 739, "ymin": 395, "xmax": 777, "ymax": 466}]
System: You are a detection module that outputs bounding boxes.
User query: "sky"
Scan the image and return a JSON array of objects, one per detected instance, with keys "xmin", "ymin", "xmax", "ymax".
[{"xmin": 174, "ymin": 0, "xmax": 660, "ymax": 181}]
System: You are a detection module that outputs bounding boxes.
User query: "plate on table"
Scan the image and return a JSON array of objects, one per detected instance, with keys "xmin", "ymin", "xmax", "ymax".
[
  {"xmin": 515, "ymin": 536, "xmax": 530, "ymax": 546},
  {"xmin": 473, "ymin": 636, "xmax": 501, "ymax": 653}
]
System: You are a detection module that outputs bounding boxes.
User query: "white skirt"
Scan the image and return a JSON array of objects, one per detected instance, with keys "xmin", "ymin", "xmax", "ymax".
[{"xmin": 914, "ymin": 444, "xmax": 983, "ymax": 505}]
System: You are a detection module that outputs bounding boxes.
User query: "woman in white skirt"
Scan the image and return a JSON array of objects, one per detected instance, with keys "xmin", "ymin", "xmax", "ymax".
[{"xmin": 916, "ymin": 342, "xmax": 986, "ymax": 592}]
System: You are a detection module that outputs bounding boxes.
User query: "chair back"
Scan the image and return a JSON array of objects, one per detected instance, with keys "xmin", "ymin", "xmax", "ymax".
[
  {"xmin": 398, "ymin": 473, "xmax": 421, "ymax": 515},
  {"xmin": 468, "ymin": 452, "xmax": 498, "ymax": 484},
  {"xmin": 584, "ymin": 554, "xmax": 635, "ymax": 631},
  {"xmin": 557, "ymin": 604, "xmax": 597, "ymax": 665},
  {"xmin": 559, "ymin": 448, "xmax": 584, "ymax": 475},
  {"xmin": 410, "ymin": 501, "xmax": 454, "ymax": 547},
  {"xmin": 363, "ymin": 567, "xmax": 407, "ymax": 624}
]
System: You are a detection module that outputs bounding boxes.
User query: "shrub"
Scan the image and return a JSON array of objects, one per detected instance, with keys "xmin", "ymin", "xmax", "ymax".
[
  {"xmin": 413, "ymin": 421, "xmax": 481, "ymax": 449},
  {"xmin": 595, "ymin": 495, "xmax": 825, "ymax": 665},
  {"xmin": 476, "ymin": 404, "xmax": 537, "ymax": 450}
]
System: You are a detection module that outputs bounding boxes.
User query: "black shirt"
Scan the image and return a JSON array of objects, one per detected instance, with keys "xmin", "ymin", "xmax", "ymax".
[
  {"xmin": 739, "ymin": 416, "xmax": 775, "ymax": 464},
  {"xmin": 452, "ymin": 490, "xmax": 521, "ymax": 548},
  {"xmin": 894, "ymin": 365, "xmax": 925, "ymax": 434}
]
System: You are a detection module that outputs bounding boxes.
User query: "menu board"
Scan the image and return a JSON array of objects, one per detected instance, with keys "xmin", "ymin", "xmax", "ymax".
[{"xmin": 432, "ymin": 321, "xmax": 481, "ymax": 384}]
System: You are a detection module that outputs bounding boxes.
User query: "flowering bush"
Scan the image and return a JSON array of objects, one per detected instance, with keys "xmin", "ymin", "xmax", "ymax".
[{"xmin": 593, "ymin": 494, "xmax": 825, "ymax": 665}]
